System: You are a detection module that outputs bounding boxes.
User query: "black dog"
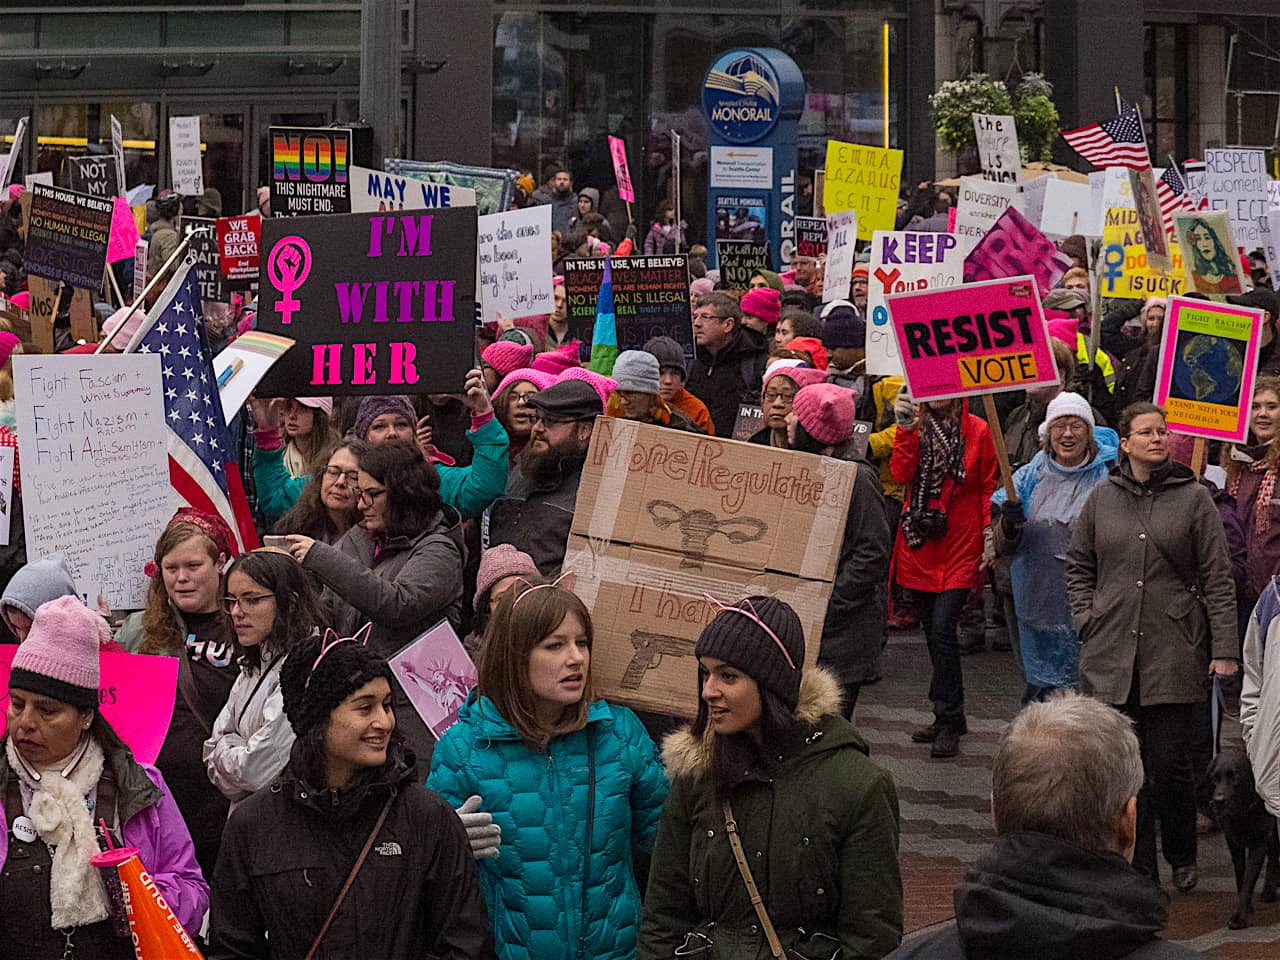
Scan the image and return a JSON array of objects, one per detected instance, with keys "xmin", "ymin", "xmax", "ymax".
[{"xmin": 1210, "ymin": 749, "xmax": 1280, "ymax": 929}]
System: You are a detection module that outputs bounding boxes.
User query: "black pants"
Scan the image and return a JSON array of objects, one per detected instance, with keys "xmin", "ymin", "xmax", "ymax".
[
  {"xmin": 911, "ymin": 588, "xmax": 968, "ymax": 729},
  {"xmin": 1120, "ymin": 693, "xmax": 1198, "ymax": 877}
]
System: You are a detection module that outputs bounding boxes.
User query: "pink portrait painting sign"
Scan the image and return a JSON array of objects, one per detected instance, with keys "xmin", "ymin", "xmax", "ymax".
[
  {"xmin": 887, "ymin": 275, "xmax": 1058, "ymax": 402},
  {"xmin": 389, "ymin": 620, "xmax": 478, "ymax": 739}
]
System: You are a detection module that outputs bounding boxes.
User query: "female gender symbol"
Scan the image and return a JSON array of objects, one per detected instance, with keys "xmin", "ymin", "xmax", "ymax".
[{"xmin": 267, "ymin": 236, "xmax": 313, "ymax": 325}]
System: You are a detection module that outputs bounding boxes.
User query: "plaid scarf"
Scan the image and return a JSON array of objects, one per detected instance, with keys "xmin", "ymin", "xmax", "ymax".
[
  {"xmin": 901, "ymin": 414, "xmax": 967, "ymax": 549},
  {"xmin": 1228, "ymin": 454, "xmax": 1275, "ymax": 535}
]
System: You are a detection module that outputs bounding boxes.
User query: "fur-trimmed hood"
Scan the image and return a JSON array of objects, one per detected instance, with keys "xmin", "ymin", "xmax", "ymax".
[{"xmin": 660, "ymin": 666, "xmax": 865, "ymax": 779}]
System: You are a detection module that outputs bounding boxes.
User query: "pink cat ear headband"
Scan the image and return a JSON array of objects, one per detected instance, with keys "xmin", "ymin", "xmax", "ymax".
[
  {"xmin": 511, "ymin": 570, "xmax": 577, "ymax": 609},
  {"xmin": 702, "ymin": 594, "xmax": 797, "ymax": 671},
  {"xmin": 305, "ymin": 622, "xmax": 373, "ymax": 689}
]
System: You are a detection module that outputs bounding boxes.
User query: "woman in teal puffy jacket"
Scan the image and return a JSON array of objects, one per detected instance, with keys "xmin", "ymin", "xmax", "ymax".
[{"xmin": 428, "ymin": 580, "xmax": 669, "ymax": 960}]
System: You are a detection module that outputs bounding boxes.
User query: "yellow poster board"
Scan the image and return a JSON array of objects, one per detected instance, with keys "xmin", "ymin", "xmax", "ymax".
[
  {"xmin": 1100, "ymin": 207, "xmax": 1184, "ymax": 299},
  {"xmin": 823, "ymin": 140, "xmax": 903, "ymax": 240}
]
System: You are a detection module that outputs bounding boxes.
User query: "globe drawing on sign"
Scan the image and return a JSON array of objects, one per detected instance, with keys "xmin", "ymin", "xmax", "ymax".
[{"xmin": 1173, "ymin": 334, "xmax": 1244, "ymax": 406}]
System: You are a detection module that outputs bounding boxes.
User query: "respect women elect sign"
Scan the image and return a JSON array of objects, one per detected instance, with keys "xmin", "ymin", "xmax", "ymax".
[{"xmin": 887, "ymin": 276, "xmax": 1057, "ymax": 402}]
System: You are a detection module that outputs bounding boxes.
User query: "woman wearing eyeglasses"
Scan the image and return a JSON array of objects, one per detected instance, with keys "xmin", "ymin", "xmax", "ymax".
[
  {"xmin": 748, "ymin": 362, "xmax": 827, "ymax": 448},
  {"xmin": 203, "ymin": 549, "xmax": 326, "ymax": 807},
  {"xmin": 287, "ymin": 440, "xmax": 465, "ymax": 772},
  {"xmin": 250, "ymin": 396, "xmax": 340, "ymax": 526},
  {"xmin": 493, "ymin": 367, "xmax": 554, "ymax": 463},
  {"xmin": 209, "ymin": 630, "xmax": 496, "ymax": 960},
  {"xmin": 272, "ymin": 439, "xmax": 363, "ymax": 543}
]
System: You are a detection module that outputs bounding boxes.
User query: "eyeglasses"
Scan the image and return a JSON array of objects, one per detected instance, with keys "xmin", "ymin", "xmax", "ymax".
[
  {"xmin": 692, "ymin": 312, "xmax": 725, "ymax": 322},
  {"xmin": 511, "ymin": 391, "xmax": 540, "ymax": 406},
  {"xmin": 356, "ymin": 486, "xmax": 387, "ymax": 506},
  {"xmin": 323, "ymin": 465, "xmax": 359, "ymax": 484},
  {"xmin": 762, "ymin": 390, "xmax": 797, "ymax": 404},
  {"xmin": 222, "ymin": 593, "xmax": 274, "ymax": 613}
]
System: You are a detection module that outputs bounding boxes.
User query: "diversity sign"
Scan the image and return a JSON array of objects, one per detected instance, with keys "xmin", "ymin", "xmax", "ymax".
[
  {"xmin": 269, "ymin": 126, "xmax": 351, "ymax": 217},
  {"xmin": 823, "ymin": 140, "xmax": 903, "ymax": 240},
  {"xmin": 24, "ymin": 184, "xmax": 114, "ymax": 290},
  {"xmin": 954, "ymin": 177, "xmax": 1020, "ymax": 246},
  {"xmin": 564, "ymin": 255, "xmax": 692, "ymax": 358},
  {"xmin": 1154, "ymin": 296, "xmax": 1262, "ymax": 443},
  {"xmin": 888, "ymin": 276, "xmax": 1057, "ymax": 402},
  {"xmin": 866, "ymin": 230, "xmax": 964, "ymax": 377},
  {"xmin": 255, "ymin": 207, "xmax": 478, "ymax": 395}
]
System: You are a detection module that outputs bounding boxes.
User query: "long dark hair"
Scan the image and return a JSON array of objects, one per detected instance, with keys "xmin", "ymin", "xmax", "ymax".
[
  {"xmin": 274, "ymin": 439, "xmax": 364, "ymax": 541},
  {"xmin": 288, "ymin": 711, "xmax": 407, "ymax": 792},
  {"xmin": 357, "ymin": 439, "xmax": 444, "ymax": 539},
  {"xmin": 224, "ymin": 550, "xmax": 326, "ymax": 672},
  {"xmin": 691, "ymin": 666, "xmax": 807, "ymax": 795}
]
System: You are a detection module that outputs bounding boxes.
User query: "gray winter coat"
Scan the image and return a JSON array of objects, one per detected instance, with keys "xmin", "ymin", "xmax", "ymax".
[{"xmin": 1066, "ymin": 460, "xmax": 1237, "ymax": 706}]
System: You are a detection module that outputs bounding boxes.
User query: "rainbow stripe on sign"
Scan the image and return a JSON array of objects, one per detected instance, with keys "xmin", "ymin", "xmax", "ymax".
[
  {"xmin": 272, "ymin": 132, "xmax": 349, "ymax": 183},
  {"xmin": 231, "ymin": 331, "xmax": 294, "ymax": 359}
]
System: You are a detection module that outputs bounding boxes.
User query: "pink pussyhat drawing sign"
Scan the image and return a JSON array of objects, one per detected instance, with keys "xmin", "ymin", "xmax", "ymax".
[{"xmin": 267, "ymin": 235, "xmax": 312, "ymax": 324}]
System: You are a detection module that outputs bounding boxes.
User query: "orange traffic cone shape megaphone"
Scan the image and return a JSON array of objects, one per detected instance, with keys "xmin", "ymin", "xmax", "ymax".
[{"xmin": 90, "ymin": 847, "xmax": 204, "ymax": 959}]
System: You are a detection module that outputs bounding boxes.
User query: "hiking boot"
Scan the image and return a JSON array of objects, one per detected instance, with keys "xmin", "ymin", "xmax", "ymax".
[
  {"xmin": 1172, "ymin": 864, "xmax": 1199, "ymax": 893},
  {"xmin": 911, "ymin": 721, "xmax": 968, "ymax": 743},
  {"xmin": 930, "ymin": 727, "xmax": 960, "ymax": 759}
]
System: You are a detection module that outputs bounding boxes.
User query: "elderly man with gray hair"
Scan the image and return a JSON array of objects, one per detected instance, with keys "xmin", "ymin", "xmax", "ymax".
[{"xmin": 887, "ymin": 693, "xmax": 1198, "ymax": 960}]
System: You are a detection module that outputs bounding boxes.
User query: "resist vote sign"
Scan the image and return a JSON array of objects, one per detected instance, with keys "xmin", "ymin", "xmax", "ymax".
[{"xmin": 887, "ymin": 276, "xmax": 1058, "ymax": 402}]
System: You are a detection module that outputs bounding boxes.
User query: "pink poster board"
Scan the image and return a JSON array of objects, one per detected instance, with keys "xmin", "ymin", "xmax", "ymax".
[
  {"xmin": 389, "ymin": 620, "xmax": 477, "ymax": 739},
  {"xmin": 962, "ymin": 205, "xmax": 1072, "ymax": 294},
  {"xmin": 0, "ymin": 646, "xmax": 177, "ymax": 764},
  {"xmin": 1153, "ymin": 296, "xmax": 1263, "ymax": 443},
  {"xmin": 887, "ymin": 275, "xmax": 1058, "ymax": 402},
  {"xmin": 107, "ymin": 197, "xmax": 140, "ymax": 264},
  {"xmin": 608, "ymin": 136, "xmax": 635, "ymax": 204}
]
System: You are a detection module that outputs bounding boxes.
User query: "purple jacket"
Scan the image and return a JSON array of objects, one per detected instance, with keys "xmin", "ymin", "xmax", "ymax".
[{"xmin": 0, "ymin": 755, "xmax": 209, "ymax": 936}]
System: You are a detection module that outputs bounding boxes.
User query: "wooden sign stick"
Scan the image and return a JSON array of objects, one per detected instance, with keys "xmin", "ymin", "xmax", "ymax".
[{"xmin": 981, "ymin": 393, "xmax": 1018, "ymax": 502}]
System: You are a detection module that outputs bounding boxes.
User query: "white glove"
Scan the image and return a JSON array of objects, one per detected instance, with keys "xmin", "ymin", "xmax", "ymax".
[{"xmin": 456, "ymin": 795, "xmax": 501, "ymax": 860}]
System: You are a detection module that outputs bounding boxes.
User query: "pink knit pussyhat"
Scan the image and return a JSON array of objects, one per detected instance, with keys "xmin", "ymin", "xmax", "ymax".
[
  {"xmin": 556, "ymin": 367, "xmax": 617, "ymax": 407},
  {"xmin": 481, "ymin": 340, "xmax": 535, "ymax": 377},
  {"xmin": 531, "ymin": 341, "xmax": 582, "ymax": 376},
  {"xmin": 9, "ymin": 596, "xmax": 110, "ymax": 711},
  {"xmin": 493, "ymin": 367, "xmax": 555, "ymax": 400}
]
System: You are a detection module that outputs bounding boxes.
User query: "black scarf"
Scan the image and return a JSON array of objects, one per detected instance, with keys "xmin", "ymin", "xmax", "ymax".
[{"xmin": 902, "ymin": 413, "xmax": 966, "ymax": 549}]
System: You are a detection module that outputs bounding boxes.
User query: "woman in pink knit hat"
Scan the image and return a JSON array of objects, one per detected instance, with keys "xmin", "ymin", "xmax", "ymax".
[
  {"xmin": 250, "ymin": 395, "xmax": 339, "ymax": 526},
  {"xmin": 493, "ymin": 368, "xmax": 555, "ymax": 463},
  {"xmin": 748, "ymin": 362, "xmax": 827, "ymax": 448},
  {"xmin": 481, "ymin": 339, "xmax": 536, "ymax": 393},
  {"xmin": 1, "ymin": 596, "xmax": 209, "ymax": 955}
]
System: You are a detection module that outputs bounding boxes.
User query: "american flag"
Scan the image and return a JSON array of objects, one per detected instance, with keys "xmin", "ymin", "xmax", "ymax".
[
  {"xmin": 1061, "ymin": 106, "xmax": 1151, "ymax": 171},
  {"xmin": 1156, "ymin": 164, "xmax": 1194, "ymax": 236},
  {"xmin": 122, "ymin": 263, "xmax": 258, "ymax": 553}
]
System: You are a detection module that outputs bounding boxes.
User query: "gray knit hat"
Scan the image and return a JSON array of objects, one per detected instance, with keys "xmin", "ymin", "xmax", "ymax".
[
  {"xmin": 353, "ymin": 395, "xmax": 416, "ymax": 441},
  {"xmin": 611, "ymin": 350, "xmax": 661, "ymax": 394},
  {"xmin": 643, "ymin": 336, "xmax": 688, "ymax": 378}
]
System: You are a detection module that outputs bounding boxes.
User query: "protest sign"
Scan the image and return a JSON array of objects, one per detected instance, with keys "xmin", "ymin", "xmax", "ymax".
[
  {"xmin": 0, "ymin": 647, "xmax": 177, "ymax": 764},
  {"xmin": 477, "ymin": 205, "xmax": 554, "ymax": 324},
  {"xmin": 562, "ymin": 417, "xmax": 853, "ymax": 717},
  {"xmin": 0, "ymin": 445, "xmax": 12, "ymax": 545},
  {"xmin": 564, "ymin": 255, "xmax": 692, "ymax": 358},
  {"xmin": 732, "ymin": 403, "xmax": 764, "ymax": 442},
  {"xmin": 888, "ymin": 275, "xmax": 1057, "ymax": 402},
  {"xmin": 1019, "ymin": 173, "xmax": 1051, "ymax": 229},
  {"xmin": 821, "ymin": 209, "xmax": 856, "ymax": 302},
  {"xmin": 24, "ymin": 184, "xmax": 113, "ymax": 290},
  {"xmin": 270, "ymin": 126, "xmax": 351, "ymax": 216},
  {"xmin": 255, "ymin": 207, "xmax": 478, "ymax": 395},
  {"xmin": 609, "ymin": 135, "xmax": 636, "ymax": 204},
  {"xmin": 1040, "ymin": 178, "xmax": 1094, "ymax": 237},
  {"xmin": 383, "ymin": 159, "xmax": 518, "ymax": 216},
  {"xmin": 182, "ymin": 217, "xmax": 229, "ymax": 303},
  {"xmin": 1130, "ymin": 166, "xmax": 1172, "ymax": 271},
  {"xmin": 823, "ymin": 140, "xmax": 902, "ymax": 239},
  {"xmin": 348, "ymin": 164, "xmax": 477, "ymax": 213},
  {"xmin": 973, "ymin": 113, "xmax": 1021, "ymax": 184},
  {"xmin": 14, "ymin": 354, "xmax": 173, "ymax": 608},
  {"xmin": 866, "ymin": 230, "xmax": 964, "ymax": 377},
  {"xmin": 954, "ymin": 176, "xmax": 1021, "ymax": 246},
  {"xmin": 1, "ymin": 116, "xmax": 27, "ymax": 190},
  {"xmin": 1269, "ymin": 180, "xmax": 1280, "ymax": 211},
  {"xmin": 107, "ymin": 196, "xmax": 139, "ymax": 264},
  {"xmin": 110, "ymin": 115, "xmax": 125, "ymax": 197},
  {"xmin": 389, "ymin": 620, "xmax": 478, "ymax": 739},
  {"xmin": 716, "ymin": 239, "xmax": 770, "ymax": 288},
  {"xmin": 213, "ymin": 331, "xmax": 296, "ymax": 425},
  {"xmin": 1099, "ymin": 207, "xmax": 1185, "ymax": 299},
  {"xmin": 24, "ymin": 172, "xmax": 52, "ymax": 190},
  {"xmin": 793, "ymin": 216, "xmax": 827, "ymax": 259},
  {"xmin": 1205, "ymin": 148, "xmax": 1268, "ymax": 249},
  {"xmin": 1154, "ymin": 295, "xmax": 1262, "ymax": 443},
  {"xmin": 1261, "ymin": 210, "xmax": 1280, "ymax": 283},
  {"xmin": 168, "ymin": 115, "xmax": 203, "ymax": 196},
  {"xmin": 963, "ymin": 205, "xmax": 1071, "ymax": 294},
  {"xmin": 65, "ymin": 155, "xmax": 119, "ymax": 199},
  {"xmin": 69, "ymin": 288, "xmax": 95, "ymax": 344},
  {"xmin": 26, "ymin": 276, "xmax": 57, "ymax": 354},
  {"xmin": 132, "ymin": 239, "xmax": 148, "ymax": 300},
  {"xmin": 216, "ymin": 214, "xmax": 261, "ymax": 285},
  {"xmin": 1174, "ymin": 212, "xmax": 1245, "ymax": 296}
]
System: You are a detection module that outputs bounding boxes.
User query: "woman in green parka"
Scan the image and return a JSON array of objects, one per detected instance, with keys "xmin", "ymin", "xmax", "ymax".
[{"xmin": 638, "ymin": 596, "xmax": 903, "ymax": 960}]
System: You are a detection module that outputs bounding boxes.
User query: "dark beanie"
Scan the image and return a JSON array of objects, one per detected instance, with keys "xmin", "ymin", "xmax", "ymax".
[
  {"xmin": 280, "ymin": 630, "xmax": 392, "ymax": 737},
  {"xmin": 695, "ymin": 596, "xmax": 804, "ymax": 710}
]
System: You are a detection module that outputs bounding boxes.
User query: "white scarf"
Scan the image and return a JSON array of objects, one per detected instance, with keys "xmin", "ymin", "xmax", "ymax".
[{"xmin": 5, "ymin": 736, "xmax": 111, "ymax": 929}]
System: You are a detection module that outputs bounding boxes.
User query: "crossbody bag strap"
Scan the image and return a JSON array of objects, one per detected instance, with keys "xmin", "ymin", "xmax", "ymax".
[
  {"xmin": 303, "ymin": 792, "xmax": 394, "ymax": 960},
  {"xmin": 722, "ymin": 799, "xmax": 787, "ymax": 960},
  {"xmin": 1128, "ymin": 495, "xmax": 1203, "ymax": 600}
]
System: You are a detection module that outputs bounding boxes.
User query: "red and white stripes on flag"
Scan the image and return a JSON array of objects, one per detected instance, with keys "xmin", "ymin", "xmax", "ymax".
[
  {"xmin": 1156, "ymin": 165, "xmax": 1195, "ymax": 236},
  {"xmin": 1061, "ymin": 106, "xmax": 1151, "ymax": 171}
]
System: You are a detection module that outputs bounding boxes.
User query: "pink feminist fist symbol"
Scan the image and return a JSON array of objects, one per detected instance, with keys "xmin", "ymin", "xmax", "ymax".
[{"xmin": 267, "ymin": 235, "xmax": 312, "ymax": 325}]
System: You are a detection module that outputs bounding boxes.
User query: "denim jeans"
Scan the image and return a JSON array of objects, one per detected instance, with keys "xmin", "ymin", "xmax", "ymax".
[{"xmin": 910, "ymin": 587, "xmax": 968, "ymax": 729}]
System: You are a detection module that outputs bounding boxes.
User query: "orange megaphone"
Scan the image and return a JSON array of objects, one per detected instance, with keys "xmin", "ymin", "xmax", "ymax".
[{"xmin": 91, "ymin": 847, "xmax": 204, "ymax": 959}]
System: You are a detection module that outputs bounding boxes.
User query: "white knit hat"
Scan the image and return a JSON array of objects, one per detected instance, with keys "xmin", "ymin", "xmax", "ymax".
[{"xmin": 1038, "ymin": 391, "xmax": 1095, "ymax": 441}]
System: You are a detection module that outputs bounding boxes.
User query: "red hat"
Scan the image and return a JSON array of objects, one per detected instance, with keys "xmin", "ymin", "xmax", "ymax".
[
  {"xmin": 852, "ymin": 262, "xmax": 869, "ymax": 279},
  {"xmin": 785, "ymin": 336, "xmax": 828, "ymax": 371},
  {"xmin": 740, "ymin": 287, "xmax": 781, "ymax": 326},
  {"xmin": 793, "ymin": 383, "xmax": 856, "ymax": 446}
]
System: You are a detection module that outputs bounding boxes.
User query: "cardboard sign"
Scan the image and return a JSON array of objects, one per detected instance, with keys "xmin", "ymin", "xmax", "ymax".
[
  {"xmin": 69, "ymin": 288, "xmax": 95, "ymax": 343},
  {"xmin": 1205, "ymin": 148, "xmax": 1268, "ymax": 249},
  {"xmin": 477, "ymin": 205, "xmax": 554, "ymax": 324},
  {"xmin": 1154, "ymin": 296, "xmax": 1262, "ymax": 442},
  {"xmin": 564, "ymin": 255, "xmax": 692, "ymax": 359},
  {"xmin": 107, "ymin": 196, "xmax": 140, "ymax": 264},
  {"xmin": 216, "ymin": 214, "xmax": 260, "ymax": 285},
  {"xmin": 269, "ymin": 126, "xmax": 351, "ymax": 217},
  {"xmin": 562, "ymin": 417, "xmax": 854, "ymax": 717},
  {"xmin": 1130, "ymin": 166, "xmax": 1172, "ymax": 271},
  {"xmin": 25, "ymin": 276, "xmax": 58, "ymax": 354},
  {"xmin": 388, "ymin": 620, "xmax": 478, "ymax": 740},
  {"xmin": 256, "ymin": 207, "xmax": 478, "ymax": 395},
  {"xmin": 1175, "ymin": 213, "xmax": 1245, "ymax": 296},
  {"xmin": 1, "ymin": 116, "xmax": 27, "ymax": 190},
  {"xmin": 973, "ymin": 113, "xmax": 1021, "ymax": 184},
  {"xmin": 888, "ymin": 276, "xmax": 1057, "ymax": 402},
  {"xmin": 14, "ymin": 354, "xmax": 173, "ymax": 608},
  {"xmin": 821, "ymin": 210, "xmax": 857, "ymax": 303},
  {"xmin": 866, "ymin": 231, "xmax": 964, "ymax": 377},
  {"xmin": 962, "ymin": 205, "xmax": 1071, "ymax": 294},
  {"xmin": 608, "ymin": 136, "xmax": 635, "ymax": 204},
  {"xmin": 348, "ymin": 164, "xmax": 477, "ymax": 214},
  {"xmin": 954, "ymin": 176, "xmax": 1021, "ymax": 246},
  {"xmin": 168, "ymin": 115, "xmax": 204, "ymax": 196},
  {"xmin": 1100, "ymin": 207, "xmax": 1185, "ymax": 299},
  {"xmin": 110, "ymin": 115, "xmax": 125, "ymax": 198},
  {"xmin": 716, "ymin": 240, "xmax": 770, "ymax": 288},
  {"xmin": 823, "ymin": 140, "xmax": 903, "ymax": 240},
  {"xmin": 25, "ymin": 184, "xmax": 113, "ymax": 290},
  {"xmin": 1039, "ymin": 178, "xmax": 1095, "ymax": 238},
  {"xmin": 65, "ymin": 156, "xmax": 119, "ymax": 200},
  {"xmin": 181, "ymin": 217, "xmax": 229, "ymax": 303},
  {"xmin": 24, "ymin": 172, "xmax": 52, "ymax": 190},
  {"xmin": 0, "ymin": 647, "xmax": 177, "ymax": 764},
  {"xmin": 793, "ymin": 217, "xmax": 827, "ymax": 259}
]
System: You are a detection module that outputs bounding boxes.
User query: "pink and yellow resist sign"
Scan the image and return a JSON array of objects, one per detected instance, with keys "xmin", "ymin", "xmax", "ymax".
[{"xmin": 887, "ymin": 275, "xmax": 1058, "ymax": 402}]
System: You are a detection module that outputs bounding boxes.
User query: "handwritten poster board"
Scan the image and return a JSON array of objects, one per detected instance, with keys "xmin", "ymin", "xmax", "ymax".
[
  {"xmin": 716, "ymin": 240, "xmax": 770, "ymax": 288},
  {"xmin": 973, "ymin": 113, "xmax": 1021, "ymax": 184},
  {"xmin": 1205, "ymin": 148, "xmax": 1268, "ymax": 250},
  {"xmin": 168, "ymin": 115, "xmax": 204, "ymax": 196},
  {"xmin": 823, "ymin": 140, "xmax": 903, "ymax": 240},
  {"xmin": 821, "ymin": 210, "xmax": 857, "ymax": 303},
  {"xmin": 564, "ymin": 255, "xmax": 692, "ymax": 359},
  {"xmin": 954, "ymin": 176, "xmax": 1021, "ymax": 247},
  {"xmin": 477, "ymin": 205, "xmax": 554, "ymax": 324},
  {"xmin": 14, "ymin": 355, "xmax": 173, "ymax": 608},
  {"xmin": 866, "ymin": 231, "xmax": 964, "ymax": 377}
]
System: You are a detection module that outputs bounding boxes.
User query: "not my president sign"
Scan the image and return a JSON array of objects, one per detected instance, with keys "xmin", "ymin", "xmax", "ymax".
[{"xmin": 255, "ymin": 208, "xmax": 478, "ymax": 396}]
